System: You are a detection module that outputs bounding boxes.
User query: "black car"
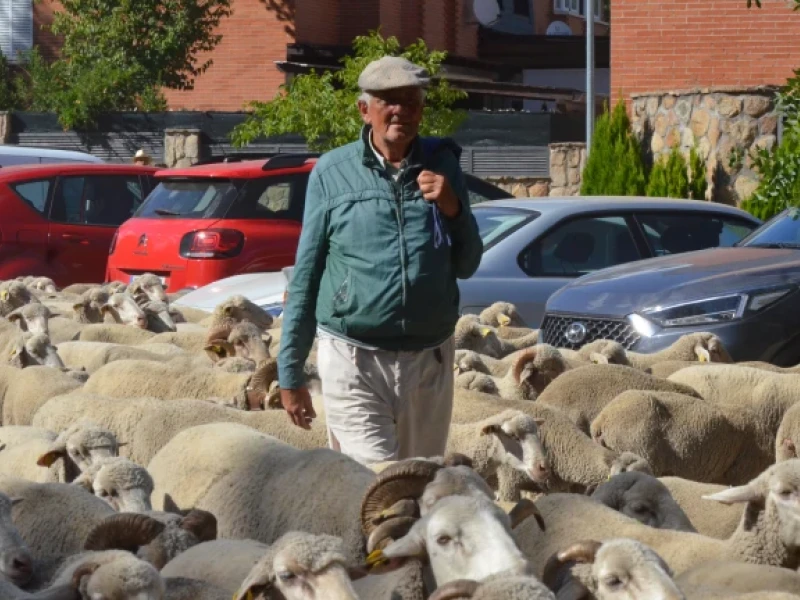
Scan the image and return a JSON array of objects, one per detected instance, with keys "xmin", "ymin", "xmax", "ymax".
[{"xmin": 540, "ymin": 207, "xmax": 800, "ymax": 364}]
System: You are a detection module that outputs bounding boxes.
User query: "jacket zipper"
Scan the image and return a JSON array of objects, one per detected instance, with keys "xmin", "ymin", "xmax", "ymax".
[{"xmin": 392, "ymin": 178, "xmax": 408, "ymax": 331}]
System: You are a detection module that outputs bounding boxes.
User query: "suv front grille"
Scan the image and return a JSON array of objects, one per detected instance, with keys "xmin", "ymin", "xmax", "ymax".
[{"xmin": 541, "ymin": 314, "xmax": 641, "ymax": 350}]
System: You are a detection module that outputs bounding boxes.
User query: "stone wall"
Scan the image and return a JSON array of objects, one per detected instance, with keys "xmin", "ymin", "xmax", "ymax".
[
  {"xmin": 484, "ymin": 177, "xmax": 550, "ymax": 198},
  {"xmin": 549, "ymin": 142, "xmax": 586, "ymax": 196},
  {"xmin": 631, "ymin": 87, "xmax": 779, "ymax": 205}
]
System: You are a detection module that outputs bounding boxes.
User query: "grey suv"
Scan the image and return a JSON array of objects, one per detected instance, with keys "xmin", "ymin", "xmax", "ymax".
[{"xmin": 541, "ymin": 207, "xmax": 800, "ymax": 365}]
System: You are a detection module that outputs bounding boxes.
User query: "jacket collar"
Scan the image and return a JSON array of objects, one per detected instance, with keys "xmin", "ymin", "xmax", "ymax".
[{"xmin": 360, "ymin": 125, "xmax": 425, "ymax": 172}]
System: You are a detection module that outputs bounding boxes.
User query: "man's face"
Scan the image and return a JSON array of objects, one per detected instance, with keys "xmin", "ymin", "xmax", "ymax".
[{"xmin": 359, "ymin": 87, "xmax": 424, "ymax": 146}]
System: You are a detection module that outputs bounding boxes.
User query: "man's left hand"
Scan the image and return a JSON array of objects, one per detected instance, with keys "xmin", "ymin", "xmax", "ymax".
[{"xmin": 418, "ymin": 170, "xmax": 461, "ymax": 219}]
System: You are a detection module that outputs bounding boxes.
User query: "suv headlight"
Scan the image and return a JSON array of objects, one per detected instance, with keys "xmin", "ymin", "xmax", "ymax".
[{"xmin": 639, "ymin": 288, "xmax": 794, "ymax": 328}]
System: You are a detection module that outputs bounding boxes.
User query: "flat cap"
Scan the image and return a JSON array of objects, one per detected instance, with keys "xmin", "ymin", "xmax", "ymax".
[{"xmin": 358, "ymin": 56, "xmax": 430, "ymax": 92}]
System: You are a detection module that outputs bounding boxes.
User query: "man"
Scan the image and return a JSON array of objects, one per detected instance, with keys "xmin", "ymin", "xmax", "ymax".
[
  {"xmin": 133, "ymin": 149, "xmax": 152, "ymax": 166},
  {"xmin": 277, "ymin": 55, "xmax": 483, "ymax": 466}
]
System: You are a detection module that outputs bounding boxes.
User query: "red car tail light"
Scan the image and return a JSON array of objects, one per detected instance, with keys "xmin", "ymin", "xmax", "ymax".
[{"xmin": 179, "ymin": 229, "xmax": 245, "ymax": 259}]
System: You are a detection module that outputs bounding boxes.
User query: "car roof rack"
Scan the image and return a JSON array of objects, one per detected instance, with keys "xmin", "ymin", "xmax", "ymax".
[{"xmin": 261, "ymin": 153, "xmax": 320, "ymax": 171}]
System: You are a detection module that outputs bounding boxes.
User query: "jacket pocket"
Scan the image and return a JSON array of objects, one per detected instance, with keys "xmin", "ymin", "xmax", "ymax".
[{"xmin": 332, "ymin": 269, "xmax": 351, "ymax": 314}]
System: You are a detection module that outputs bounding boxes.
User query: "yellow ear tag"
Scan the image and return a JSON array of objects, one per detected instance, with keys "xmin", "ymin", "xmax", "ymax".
[
  {"xmin": 480, "ymin": 328, "xmax": 492, "ymax": 337},
  {"xmin": 366, "ymin": 549, "xmax": 388, "ymax": 568},
  {"xmin": 1, "ymin": 291, "xmax": 8, "ymax": 301},
  {"xmin": 497, "ymin": 315, "xmax": 511, "ymax": 327}
]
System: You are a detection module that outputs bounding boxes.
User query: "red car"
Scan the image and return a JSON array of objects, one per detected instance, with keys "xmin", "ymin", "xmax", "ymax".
[
  {"xmin": 106, "ymin": 155, "xmax": 314, "ymax": 292},
  {"xmin": 0, "ymin": 163, "xmax": 158, "ymax": 287}
]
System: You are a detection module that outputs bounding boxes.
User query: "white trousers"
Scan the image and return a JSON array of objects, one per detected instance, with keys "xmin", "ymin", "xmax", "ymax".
[{"xmin": 316, "ymin": 333, "xmax": 455, "ymax": 467}]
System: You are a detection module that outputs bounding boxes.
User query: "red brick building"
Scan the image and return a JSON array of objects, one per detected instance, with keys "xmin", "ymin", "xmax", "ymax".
[
  {"xmin": 610, "ymin": 0, "xmax": 800, "ymax": 101},
  {"xmin": 20, "ymin": 0, "xmax": 610, "ymax": 111}
]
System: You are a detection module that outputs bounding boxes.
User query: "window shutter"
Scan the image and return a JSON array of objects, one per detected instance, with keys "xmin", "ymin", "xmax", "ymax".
[
  {"xmin": 0, "ymin": 0, "xmax": 32, "ymax": 63},
  {"xmin": 10, "ymin": 0, "xmax": 32, "ymax": 61}
]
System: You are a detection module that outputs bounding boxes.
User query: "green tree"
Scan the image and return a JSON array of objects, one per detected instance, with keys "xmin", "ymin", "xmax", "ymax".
[
  {"xmin": 688, "ymin": 146, "xmax": 707, "ymax": 200},
  {"xmin": 231, "ymin": 30, "xmax": 468, "ymax": 152},
  {"xmin": 580, "ymin": 98, "xmax": 647, "ymax": 195},
  {"xmin": 16, "ymin": 0, "xmax": 232, "ymax": 129},
  {"xmin": 646, "ymin": 146, "xmax": 689, "ymax": 198}
]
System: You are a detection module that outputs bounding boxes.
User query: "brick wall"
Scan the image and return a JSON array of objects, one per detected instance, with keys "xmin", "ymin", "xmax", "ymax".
[
  {"xmin": 611, "ymin": 0, "xmax": 800, "ymax": 101},
  {"xmin": 296, "ymin": 0, "xmax": 340, "ymax": 45}
]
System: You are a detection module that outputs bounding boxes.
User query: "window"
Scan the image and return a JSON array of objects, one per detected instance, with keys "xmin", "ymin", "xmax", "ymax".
[
  {"xmin": 11, "ymin": 179, "xmax": 51, "ymax": 214},
  {"xmin": 554, "ymin": 0, "xmax": 606, "ymax": 21},
  {"xmin": 554, "ymin": 0, "xmax": 581, "ymax": 15},
  {"xmin": 519, "ymin": 215, "xmax": 640, "ymax": 277},
  {"xmin": 473, "ymin": 206, "xmax": 538, "ymax": 250},
  {"xmin": 636, "ymin": 213, "xmax": 759, "ymax": 257},
  {"xmin": 0, "ymin": 0, "xmax": 33, "ymax": 64},
  {"xmin": 136, "ymin": 180, "xmax": 239, "ymax": 219},
  {"xmin": 50, "ymin": 175, "xmax": 145, "ymax": 226},
  {"xmin": 224, "ymin": 176, "xmax": 308, "ymax": 222}
]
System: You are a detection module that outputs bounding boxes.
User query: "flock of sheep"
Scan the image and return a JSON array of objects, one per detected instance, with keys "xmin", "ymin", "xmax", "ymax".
[{"xmin": 1, "ymin": 276, "xmax": 800, "ymax": 599}]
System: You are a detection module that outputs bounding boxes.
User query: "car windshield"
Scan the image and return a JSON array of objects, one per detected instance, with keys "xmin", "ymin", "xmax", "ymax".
[
  {"xmin": 738, "ymin": 208, "xmax": 800, "ymax": 249},
  {"xmin": 135, "ymin": 179, "xmax": 240, "ymax": 219},
  {"xmin": 473, "ymin": 206, "xmax": 538, "ymax": 250}
]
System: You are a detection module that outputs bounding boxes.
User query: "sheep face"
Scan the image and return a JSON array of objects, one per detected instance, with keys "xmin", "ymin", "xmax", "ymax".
[
  {"xmin": 74, "ymin": 555, "xmax": 165, "ymax": 600},
  {"xmin": 0, "ymin": 494, "xmax": 33, "ymax": 588},
  {"xmin": 453, "ymin": 319, "xmax": 505, "ymax": 358},
  {"xmin": 419, "ymin": 466, "xmax": 495, "ymax": 517},
  {"xmin": 480, "ymin": 411, "xmax": 549, "ymax": 485},
  {"xmin": 103, "ymin": 293, "xmax": 148, "ymax": 329},
  {"xmin": 229, "ymin": 321, "xmax": 271, "ymax": 363},
  {"xmin": 7, "ymin": 303, "xmax": 51, "ymax": 336},
  {"xmin": 377, "ymin": 495, "xmax": 529, "ymax": 587},
  {"xmin": 8, "ymin": 333, "xmax": 65, "ymax": 369},
  {"xmin": 31, "ymin": 277, "xmax": 57, "ymax": 294},
  {"xmin": 512, "ymin": 346, "xmax": 567, "ymax": 398},
  {"xmin": 129, "ymin": 274, "xmax": 168, "ymax": 304},
  {"xmin": 608, "ymin": 452, "xmax": 654, "ymax": 478},
  {"xmin": 234, "ymin": 532, "xmax": 357, "ymax": 600},
  {"xmin": 76, "ymin": 458, "xmax": 153, "ymax": 513},
  {"xmin": 453, "ymin": 350, "xmax": 491, "ymax": 376},
  {"xmin": 0, "ymin": 281, "xmax": 36, "ymax": 316},
  {"xmin": 455, "ymin": 371, "xmax": 498, "ymax": 395},
  {"xmin": 479, "ymin": 302, "xmax": 526, "ymax": 328},
  {"xmin": 141, "ymin": 301, "xmax": 177, "ymax": 333},
  {"xmin": 214, "ymin": 295, "xmax": 274, "ymax": 331}
]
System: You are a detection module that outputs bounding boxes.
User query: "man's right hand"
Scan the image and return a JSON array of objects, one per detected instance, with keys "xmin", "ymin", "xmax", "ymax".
[{"xmin": 280, "ymin": 387, "xmax": 317, "ymax": 430}]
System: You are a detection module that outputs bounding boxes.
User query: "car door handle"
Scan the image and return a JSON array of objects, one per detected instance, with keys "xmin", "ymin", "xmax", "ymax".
[{"xmin": 62, "ymin": 233, "xmax": 89, "ymax": 245}]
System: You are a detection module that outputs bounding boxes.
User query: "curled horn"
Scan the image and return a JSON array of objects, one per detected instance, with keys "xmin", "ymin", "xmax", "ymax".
[
  {"xmin": 360, "ymin": 459, "xmax": 443, "ymax": 538},
  {"xmin": 558, "ymin": 540, "xmax": 603, "ymax": 565},
  {"xmin": 511, "ymin": 348, "xmax": 538, "ymax": 384},
  {"xmin": 206, "ymin": 324, "xmax": 233, "ymax": 345},
  {"xmin": 245, "ymin": 359, "xmax": 278, "ymax": 411},
  {"xmin": 70, "ymin": 561, "xmax": 100, "ymax": 590},
  {"xmin": 180, "ymin": 509, "xmax": 218, "ymax": 542},
  {"xmin": 83, "ymin": 513, "xmax": 166, "ymax": 552},
  {"xmin": 541, "ymin": 540, "xmax": 602, "ymax": 598},
  {"xmin": 367, "ymin": 516, "xmax": 417, "ymax": 554},
  {"xmin": 429, "ymin": 579, "xmax": 480, "ymax": 600},
  {"xmin": 508, "ymin": 498, "xmax": 545, "ymax": 531}
]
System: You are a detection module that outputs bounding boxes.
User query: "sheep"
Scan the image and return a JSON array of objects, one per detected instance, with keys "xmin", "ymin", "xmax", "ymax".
[
  {"xmin": 668, "ymin": 364, "xmax": 800, "ymax": 439},
  {"xmin": 138, "ymin": 330, "xmax": 210, "ymax": 353},
  {"xmin": 0, "ymin": 476, "xmax": 114, "ymax": 557},
  {"xmin": 430, "ymin": 573, "xmax": 556, "ymax": 599},
  {"xmin": 555, "ymin": 339, "xmax": 631, "ymax": 366},
  {"xmin": 454, "ymin": 349, "xmax": 515, "ymax": 377},
  {"xmin": 624, "ymin": 332, "xmax": 732, "ymax": 370},
  {"xmin": 659, "ymin": 477, "xmax": 742, "ymax": 540},
  {"xmin": 82, "ymin": 359, "xmax": 276, "ymax": 410},
  {"xmin": 209, "ymin": 294, "xmax": 274, "ymax": 332},
  {"xmin": 608, "ymin": 452, "xmax": 654, "ymax": 478},
  {"xmin": 46, "ymin": 551, "xmax": 165, "ymax": 600},
  {"xmin": 535, "ymin": 364, "xmax": 701, "ymax": 435},
  {"xmin": 71, "ymin": 288, "xmax": 110, "ymax": 324},
  {"xmin": 0, "ymin": 491, "xmax": 34, "ymax": 588},
  {"xmin": 590, "ymin": 390, "xmax": 773, "ymax": 485},
  {"xmin": 7, "ymin": 304, "xmax": 51, "ymax": 336},
  {"xmin": 776, "ymin": 402, "xmax": 800, "ymax": 463},
  {"xmin": 226, "ymin": 321, "xmax": 271, "ymax": 363},
  {"xmin": 32, "ymin": 392, "xmax": 329, "ymax": 466},
  {"xmin": 147, "ymin": 422, "xmax": 377, "ymax": 563},
  {"xmin": 55, "ymin": 341, "xmax": 186, "ymax": 374},
  {"xmin": 449, "ymin": 388, "xmax": 640, "ymax": 493},
  {"xmin": 368, "ymin": 494, "xmax": 532, "ymax": 589},
  {"xmin": 514, "ymin": 458, "xmax": 800, "ymax": 578},
  {"xmin": 59, "ymin": 283, "xmax": 95, "ymax": 296},
  {"xmin": 590, "ymin": 471, "xmax": 696, "ymax": 532},
  {"xmin": 455, "ymin": 345, "xmax": 576, "ymax": 401},
  {"xmin": 139, "ymin": 300, "xmax": 177, "ymax": 333},
  {"xmin": 0, "ymin": 281, "xmax": 40, "ymax": 317},
  {"xmin": 36, "ymin": 420, "xmax": 121, "ymax": 481},
  {"xmin": 478, "ymin": 302, "xmax": 528, "ymax": 329},
  {"xmin": 100, "ymin": 292, "xmax": 149, "ymax": 329},
  {"xmin": 104, "ymin": 281, "xmax": 127, "ymax": 294},
  {"xmin": 83, "ymin": 508, "xmax": 218, "ymax": 570},
  {"xmin": 445, "ymin": 410, "xmax": 549, "ymax": 501},
  {"xmin": 6, "ymin": 333, "xmax": 65, "ymax": 370},
  {"xmin": 128, "ymin": 273, "xmax": 168, "ymax": 304},
  {"xmin": 77, "ymin": 323, "xmax": 156, "ymax": 345},
  {"xmin": 541, "ymin": 538, "xmax": 683, "ymax": 600},
  {"xmin": 0, "ymin": 365, "xmax": 83, "ymax": 426},
  {"xmin": 0, "ymin": 426, "xmax": 70, "ymax": 483},
  {"xmin": 168, "ymin": 305, "xmax": 211, "ymax": 325},
  {"xmin": 47, "ymin": 317, "xmax": 85, "ymax": 345},
  {"xmin": 162, "ymin": 533, "xmax": 362, "ymax": 600},
  {"xmin": 675, "ymin": 560, "xmax": 800, "ymax": 597},
  {"xmin": 453, "ymin": 317, "xmax": 539, "ymax": 359},
  {"xmin": 73, "ymin": 457, "xmax": 153, "ymax": 513},
  {"xmin": 27, "ymin": 277, "xmax": 58, "ymax": 295}
]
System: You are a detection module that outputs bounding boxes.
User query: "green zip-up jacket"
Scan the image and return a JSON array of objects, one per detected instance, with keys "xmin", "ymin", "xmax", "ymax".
[{"xmin": 278, "ymin": 126, "xmax": 484, "ymax": 390}]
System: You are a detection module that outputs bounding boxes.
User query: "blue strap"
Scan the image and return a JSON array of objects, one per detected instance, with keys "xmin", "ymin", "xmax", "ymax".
[{"xmin": 432, "ymin": 202, "xmax": 452, "ymax": 249}]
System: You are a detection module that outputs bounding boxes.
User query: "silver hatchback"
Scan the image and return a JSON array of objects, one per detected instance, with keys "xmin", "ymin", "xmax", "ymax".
[{"xmin": 458, "ymin": 196, "xmax": 762, "ymax": 327}]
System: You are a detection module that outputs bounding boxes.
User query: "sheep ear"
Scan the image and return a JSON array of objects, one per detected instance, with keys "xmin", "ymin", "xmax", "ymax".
[
  {"xmin": 10, "ymin": 497, "xmax": 23, "ymax": 507},
  {"xmin": 71, "ymin": 561, "xmax": 100, "ymax": 589},
  {"xmin": 695, "ymin": 344, "xmax": 711, "ymax": 363},
  {"xmin": 557, "ymin": 540, "xmax": 603, "ymax": 564},
  {"xmin": 703, "ymin": 484, "xmax": 761, "ymax": 505},
  {"xmin": 480, "ymin": 424, "xmax": 501, "ymax": 436},
  {"xmin": 37, "ymin": 450, "xmax": 64, "ymax": 468},
  {"xmin": 533, "ymin": 418, "xmax": 545, "ymax": 427}
]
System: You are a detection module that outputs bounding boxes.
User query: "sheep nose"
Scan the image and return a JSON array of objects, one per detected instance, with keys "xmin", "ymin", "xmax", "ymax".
[
  {"xmin": 136, "ymin": 316, "xmax": 148, "ymax": 329},
  {"xmin": 4, "ymin": 549, "xmax": 33, "ymax": 586},
  {"xmin": 528, "ymin": 462, "xmax": 549, "ymax": 483},
  {"xmin": 593, "ymin": 430, "xmax": 607, "ymax": 448}
]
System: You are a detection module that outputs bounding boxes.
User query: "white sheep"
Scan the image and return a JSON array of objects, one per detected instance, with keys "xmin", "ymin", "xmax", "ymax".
[
  {"xmin": 0, "ymin": 365, "xmax": 83, "ymax": 426},
  {"xmin": 624, "ymin": 332, "xmax": 732, "ymax": 370},
  {"xmin": 77, "ymin": 323, "xmax": 156, "ymax": 345},
  {"xmin": 128, "ymin": 273, "xmax": 168, "ymax": 304},
  {"xmin": 6, "ymin": 304, "xmax": 52, "ymax": 336},
  {"xmin": 0, "ymin": 281, "xmax": 40, "ymax": 317},
  {"xmin": 73, "ymin": 456, "xmax": 153, "ymax": 513},
  {"xmin": 453, "ymin": 317, "xmax": 539, "ymax": 359},
  {"xmin": 0, "ymin": 491, "xmax": 34, "ymax": 588}
]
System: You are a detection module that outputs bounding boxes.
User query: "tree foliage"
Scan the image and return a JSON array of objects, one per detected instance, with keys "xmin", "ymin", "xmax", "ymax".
[
  {"xmin": 14, "ymin": 0, "xmax": 232, "ymax": 129},
  {"xmin": 580, "ymin": 99, "xmax": 647, "ymax": 195},
  {"xmin": 646, "ymin": 146, "xmax": 690, "ymax": 198},
  {"xmin": 230, "ymin": 30, "xmax": 468, "ymax": 152}
]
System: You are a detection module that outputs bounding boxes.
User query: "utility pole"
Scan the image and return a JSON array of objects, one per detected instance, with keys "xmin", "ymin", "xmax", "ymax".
[{"xmin": 585, "ymin": 0, "xmax": 595, "ymax": 158}]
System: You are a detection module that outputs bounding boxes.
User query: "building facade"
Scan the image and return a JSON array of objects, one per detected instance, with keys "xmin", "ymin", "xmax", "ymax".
[{"xmin": 8, "ymin": 0, "xmax": 609, "ymax": 111}]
